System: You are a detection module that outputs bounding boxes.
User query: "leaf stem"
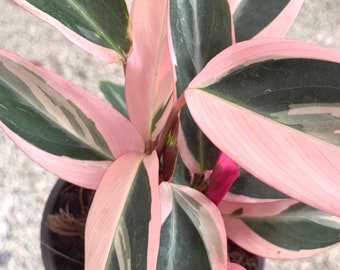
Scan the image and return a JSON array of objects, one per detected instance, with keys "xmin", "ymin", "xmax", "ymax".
[{"xmin": 156, "ymin": 93, "xmax": 186, "ymax": 156}]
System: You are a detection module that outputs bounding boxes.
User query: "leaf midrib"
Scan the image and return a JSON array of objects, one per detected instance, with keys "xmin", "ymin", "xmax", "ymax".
[
  {"xmin": 1, "ymin": 67, "xmax": 112, "ymax": 160},
  {"xmin": 66, "ymin": 0, "xmax": 120, "ymax": 52}
]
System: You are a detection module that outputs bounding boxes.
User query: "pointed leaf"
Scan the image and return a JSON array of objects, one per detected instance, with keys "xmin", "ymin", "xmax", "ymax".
[
  {"xmin": 243, "ymin": 204, "xmax": 340, "ymax": 251},
  {"xmin": 186, "ymin": 39, "xmax": 340, "ymax": 216},
  {"xmin": 169, "ymin": 0, "xmax": 233, "ymax": 96},
  {"xmin": 220, "ymin": 195, "xmax": 340, "ymax": 258},
  {"xmin": 157, "ymin": 183, "xmax": 227, "ymax": 269},
  {"xmin": 100, "ymin": 81, "xmax": 128, "ymax": 119},
  {"xmin": 0, "ymin": 49, "xmax": 144, "ymax": 159},
  {"xmin": 0, "ymin": 50, "xmax": 144, "ymax": 187},
  {"xmin": 169, "ymin": 0, "xmax": 233, "ymax": 171},
  {"xmin": 85, "ymin": 152, "xmax": 161, "ymax": 270},
  {"xmin": 13, "ymin": 0, "xmax": 131, "ymax": 62},
  {"xmin": 0, "ymin": 59, "xmax": 112, "ymax": 161},
  {"xmin": 225, "ymin": 218, "xmax": 340, "ymax": 260},
  {"xmin": 233, "ymin": 0, "xmax": 304, "ymax": 41},
  {"xmin": 0, "ymin": 123, "xmax": 110, "ymax": 189},
  {"xmin": 125, "ymin": 0, "xmax": 174, "ymax": 141}
]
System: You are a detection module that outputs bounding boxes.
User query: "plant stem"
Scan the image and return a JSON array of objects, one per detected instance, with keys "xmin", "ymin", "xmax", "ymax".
[{"xmin": 156, "ymin": 93, "xmax": 186, "ymax": 156}]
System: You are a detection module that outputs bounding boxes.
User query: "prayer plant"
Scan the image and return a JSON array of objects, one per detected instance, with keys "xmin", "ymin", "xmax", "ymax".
[{"xmin": 1, "ymin": 0, "xmax": 340, "ymax": 269}]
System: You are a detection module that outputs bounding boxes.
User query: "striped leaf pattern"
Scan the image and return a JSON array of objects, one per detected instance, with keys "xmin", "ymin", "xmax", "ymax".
[
  {"xmin": 125, "ymin": 0, "xmax": 174, "ymax": 141},
  {"xmin": 85, "ymin": 152, "xmax": 161, "ymax": 270},
  {"xmin": 158, "ymin": 183, "xmax": 227, "ymax": 269},
  {"xmin": 0, "ymin": 54, "xmax": 113, "ymax": 160},
  {"xmin": 219, "ymin": 195, "xmax": 340, "ymax": 258},
  {"xmin": 185, "ymin": 39, "xmax": 340, "ymax": 216},
  {"xmin": 14, "ymin": 0, "xmax": 131, "ymax": 62},
  {"xmin": 232, "ymin": 0, "xmax": 304, "ymax": 41},
  {"xmin": 169, "ymin": 0, "xmax": 233, "ymax": 172},
  {"xmin": 100, "ymin": 81, "xmax": 128, "ymax": 119}
]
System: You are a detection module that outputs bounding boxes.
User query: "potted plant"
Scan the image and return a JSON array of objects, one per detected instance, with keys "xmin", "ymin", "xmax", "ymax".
[{"xmin": 1, "ymin": 0, "xmax": 340, "ymax": 269}]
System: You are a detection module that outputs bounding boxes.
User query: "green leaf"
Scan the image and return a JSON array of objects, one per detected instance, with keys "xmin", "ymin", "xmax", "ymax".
[
  {"xmin": 242, "ymin": 203, "xmax": 340, "ymax": 250},
  {"xmin": 233, "ymin": 0, "xmax": 290, "ymax": 41},
  {"xmin": 180, "ymin": 106, "xmax": 220, "ymax": 171},
  {"xmin": 105, "ymin": 163, "xmax": 151, "ymax": 269},
  {"xmin": 25, "ymin": 0, "xmax": 131, "ymax": 57},
  {"xmin": 204, "ymin": 58, "xmax": 340, "ymax": 147},
  {"xmin": 170, "ymin": 0, "xmax": 233, "ymax": 95},
  {"xmin": 229, "ymin": 169, "xmax": 289, "ymax": 199},
  {"xmin": 85, "ymin": 153, "xmax": 161, "ymax": 269},
  {"xmin": 100, "ymin": 81, "xmax": 128, "ymax": 119},
  {"xmin": 186, "ymin": 39, "xmax": 340, "ymax": 217},
  {"xmin": 172, "ymin": 155, "xmax": 191, "ymax": 186},
  {"xmin": 157, "ymin": 183, "xmax": 227, "ymax": 269},
  {"xmin": 0, "ymin": 56, "xmax": 112, "ymax": 160},
  {"xmin": 170, "ymin": 0, "xmax": 232, "ymax": 171},
  {"xmin": 157, "ymin": 200, "xmax": 211, "ymax": 270}
]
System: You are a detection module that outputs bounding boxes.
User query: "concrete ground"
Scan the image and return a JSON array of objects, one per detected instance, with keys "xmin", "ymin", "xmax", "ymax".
[{"xmin": 0, "ymin": 0, "xmax": 340, "ymax": 269}]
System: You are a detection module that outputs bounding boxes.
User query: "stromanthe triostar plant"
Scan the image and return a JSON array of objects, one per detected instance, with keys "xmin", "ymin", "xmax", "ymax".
[{"xmin": 1, "ymin": 0, "xmax": 340, "ymax": 269}]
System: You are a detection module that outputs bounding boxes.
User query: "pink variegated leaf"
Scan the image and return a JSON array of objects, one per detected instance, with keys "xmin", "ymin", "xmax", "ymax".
[
  {"xmin": 232, "ymin": 0, "xmax": 304, "ymax": 41},
  {"xmin": 0, "ymin": 49, "xmax": 144, "ymax": 187},
  {"xmin": 85, "ymin": 152, "xmax": 161, "ymax": 270},
  {"xmin": 220, "ymin": 194, "xmax": 340, "ymax": 259},
  {"xmin": 224, "ymin": 219, "xmax": 340, "ymax": 260},
  {"xmin": 169, "ymin": 0, "xmax": 233, "ymax": 172},
  {"xmin": 177, "ymin": 125, "xmax": 204, "ymax": 173},
  {"xmin": 0, "ymin": 49, "xmax": 143, "ymax": 157},
  {"xmin": 185, "ymin": 39, "xmax": 340, "ymax": 216},
  {"xmin": 125, "ymin": 0, "xmax": 174, "ymax": 142},
  {"xmin": 0, "ymin": 123, "xmax": 110, "ymax": 189},
  {"xmin": 253, "ymin": 0, "xmax": 304, "ymax": 39},
  {"xmin": 206, "ymin": 152, "xmax": 240, "ymax": 205},
  {"xmin": 228, "ymin": 0, "xmax": 242, "ymax": 14},
  {"xmin": 13, "ymin": 0, "xmax": 131, "ymax": 63},
  {"xmin": 158, "ymin": 182, "xmax": 227, "ymax": 269}
]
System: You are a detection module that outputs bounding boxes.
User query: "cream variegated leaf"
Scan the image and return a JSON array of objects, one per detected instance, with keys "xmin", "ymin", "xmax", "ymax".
[
  {"xmin": 157, "ymin": 183, "xmax": 227, "ymax": 269},
  {"xmin": 270, "ymin": 103, "xmax": 340, "ymax": 146},
  {"xmin": 0, "ymin": 50, "xmax": 145, "ymax": 163},
  {"xmin": 0, "ymin": 54, "xmax": 112, "ymax": 160},
  {"xmin": 186, "ymin": 39, "xmax": 340, "ymax": 216},
  {"xmin": 86, "ymin": 152, "xmax": 161, "ymax": 270},
  {"xmin": 13, "ymin": 0, "xmax": 131, "ymax": 63},
  {"xmin": 220, "ymin": 195, "xmax": 340, "ymax": 258}
]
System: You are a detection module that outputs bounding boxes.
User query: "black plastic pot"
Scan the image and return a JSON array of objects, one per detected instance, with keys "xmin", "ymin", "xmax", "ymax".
[
  {"xmin": 41, "ymin": 180, "xmax": 265, "ymax": 270},
  {"xmin": 40, "ymin": 180, "xmax": 89, "ymax": 270}
]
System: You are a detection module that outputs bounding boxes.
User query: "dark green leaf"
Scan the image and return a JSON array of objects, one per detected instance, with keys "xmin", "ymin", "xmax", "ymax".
[
  {"xmin": 204, "ymin": 58, "xmax": 340, "ymax": 147},
  {"xmin": 100, "ymin": 81, "xmax": 128, "ymax": 119},
  {"xmin": 170, "ymin": 0, "xmax": 232, "ymax": 171},
  {"xmin": 229, "ymin": 169, "xmax": 289, "ymax": 199},
  {"xmin": 0, "ymin": 60, "xmax": 112, "ymax": 160},
  {"xmin": 233, "ymin": 0, "xmax": 290, "ymax": 41},
  {"xmin": 157, "ymin": 200, "xmax": 210, "ymax": 270},
  {"xmin": 170, "ymin": 0, "xmax": 233, "ymax": 95},
  {"xmin": 180, "ymin": 106, "xmax": 220, "ymax": 170},
  {"xmin": 243, "ymin": 203, "xmax": 340, "ymax": 250},
  {"xmin": 105, "ymin": 163, "xmax": 151, "ymax": 270},
  {"xmin": 172, "ymin": 155, "xmax": 191, "ymax": 186},
  {"xmin": 26, "ymin": 0, "xmax": 131, "ymax": 56}
]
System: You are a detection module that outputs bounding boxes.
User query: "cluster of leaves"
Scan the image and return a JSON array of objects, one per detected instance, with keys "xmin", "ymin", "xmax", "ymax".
[{"xmin": 1, "ymin": 0, "xmax": 340, "ymax": 269}]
